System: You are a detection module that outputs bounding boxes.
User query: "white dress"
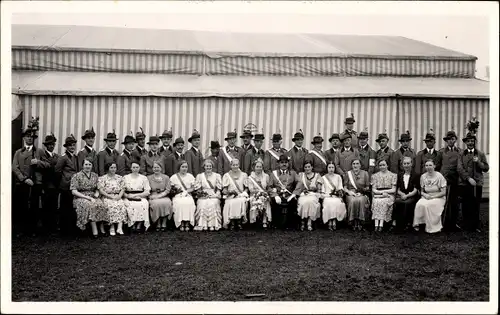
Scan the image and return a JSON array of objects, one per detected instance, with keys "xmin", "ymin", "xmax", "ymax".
[
  {"xmin": 123, "ymin": 174, "xmax": 151, "ymax": 230},
  {"xmin": 222, "ymin": 171, "xmax": 249, "ymax": 228},
  {"xmin": 171, "ymin": 173, "xmax": 197, "ymax": 228},
  {"xmin": 246, "ymin": 172, "xmax": 272, "ymax": 224},
  {"xmin": 321, "ymin": 174, "xmax": 347, "ymax": 223},
  {"xmin": 194, "ymin": 172, "xmax": 222, "ymax": 230},
  {"xmin": 413, "ymin": 172, "xmax": 447, "ymax": 233},
  {"xmin": 297, "ymin": 173, "xmax": 322, "ymax": 220}
]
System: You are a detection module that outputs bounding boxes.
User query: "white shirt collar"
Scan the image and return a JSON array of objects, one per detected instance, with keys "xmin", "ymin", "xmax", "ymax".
[
  {"xmin": 361, "ymin": 144, "xmax": 367, "ymax": 150},
  {"xmin": 468, "ymin": 148, "xmax": 475, "ymax": 153},
  {"xmin": 85, "ymin": 145, "xmax": 94, "ymax": 151},
  {"xmin": 46, "ymin": 150, "xmax": 53, "ymax": 157},
  {"xmin": 176, "ymin": 151, "xmax": 182, "ymax": 157},
  {"xmin": 192, "ymin": 147, "xmax": 199, "ymax": 153},
  {"xmin": 427, "ymin": 148, "xmax": 434, "ymax": 154},
  {"xmin": 295, "ymin": 146, "xmax": 303, "ymax": 151},
  {"xmin": 25, "ymin": 145, "xmax": 33, "ymax": 151}
]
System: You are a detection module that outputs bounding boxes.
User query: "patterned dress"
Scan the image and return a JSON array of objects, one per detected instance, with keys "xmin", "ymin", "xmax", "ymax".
[
  {"xmin": 97, "ymin": 174, "xmax": 128, "ymax": 224},
  {"xmin": 222, "ymin": 171, "xmax": 248, "ymax": 228},
  {"xmin": 194, "ymin": 172, "xmax": 223, "ymax": 230},
  {"xmin": 246, "ymin": 172, "xmax": 272, "ymax": 224},
  {"xmin": 123, "ymin": 174, "xmax": 151, "ymax": 230},
  {"xmin": 343, "ymin": 170, "xmax": 371, "ymax": 223},
  {"xmin": 321, "ymin": 174, "xmax": 347, "ymax": 223},
  {"xmin": 296, "ymin": 172, "xmax": 323, "ymax": 220},
  {"xmin": 147, "ymin": 174, "xmax": 173, "ymax": 223},
  {"xmin": 70, "ymin": 171, "xmax": 106, "ymax": 230},
  {"xmin": 414, "ymin": 171, "xmax": 447, "ymax": 233},
  {"xmin": 171, "ymin": 173, "xmax": 197, "ymax": 228},
  {"xmin": 370, "ymin": 171, "xmax": 397, "ymax": 222}
]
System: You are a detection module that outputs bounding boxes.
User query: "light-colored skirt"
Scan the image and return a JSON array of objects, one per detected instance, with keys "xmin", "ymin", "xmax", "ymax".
[
  {"xmin": 223, "ymin": 197, "xmax": 248, "ymax": 228},
  {"xmin": 413, "ymin": 197, "xmax": 446, "ymax": 233},
  {"xmin": 322, "ymin": 196, "xmax": 347, "ymax": 223},
  {"xmin": 101, "ymin": 197, "xmax": 128, "ymax": 224},
  {"xmin": 124, "ymin": 198, "xmax": 150, "ymax": 230},
  {"xmin": 371, "ymin": 196, "xmax": 395, "ymax": 222},
  {"xmin": 173, "ymin": 195, "xmax": 196, "ymax": 228},
  {"xmin": 194, "ymin": 197, "xmax": 222, "ymax": 230},
  {"xmin": 149, "ymin": 195, "xmax": 173, "ymax": 223},
  {"xmin": 297, "ymin": 193, "xmax": 321, "ymax": 220}
]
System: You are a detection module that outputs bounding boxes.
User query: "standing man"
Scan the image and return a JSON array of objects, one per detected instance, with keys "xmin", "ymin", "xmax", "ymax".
[
  {"xmin": 415, "ymin": 130, "xmax": 442, "ymax": 177},
  {"xmin": 244, "ymin": 133, "xmax": 265, "ymax": 175},
  {"xmin": 334, "ymin": 133, "xmax": 360, "ymax": 177},
  {"xmin": 374, "ymin": 132, "xmax": 394, "ymax": 173},
  {"xmin": 165, "ymin": 137, "xmax": 186, "ymax": 177},
  {"xmin": 340, "ymin": 114, "xmax": 358, "ymax": 149},
  {"xmin": 324, "ymin": 133, "xmax": 341, "ymax": 164},
  {"xmin": 117, "ymin": 134, "xmax": 136, "ymax": 176},
  {"xmin": 240, "ymin": 130, "xmax": 254, "ymax": 153},
  {"xmin": 287, "ymin": 130, "xmax": 308, "ymax": 173},
  {"xmin": 140, "ymin": 135, "xmax": 167, "ymax": 176},
  {"xmin": 357, "ymin": 130, "xmax": 376, "ymax": 177},
  {"xmin": 77, "ymin": 127, "xmax": 97, "ymax": 173},
  {"xmin": 307, "ymin": 134, "xmax": 328, "ymax": 176},
  {"xmin": 264, "ymin": 133, "xmax": 287, "ymax": 173},
  {"xmin": 12, "ymin": 120, "xmax": 44, "ymax": 237},
  {"xmin": 390, "ymin": 131, "xmax": 416, "ymax": 174},
  {"xmin": 54, "ymin": 135, "xmax": 79, "ymax": 237},
  {"xmin": 40, "ymin": 133, "xmax": 60, "ymax": 235},
  {"xmin": 131, "ymin": 127, "xmax": 147, "ymax": 164},
  {"xmin": 206, "ymin": 141, "xmax": 221, "ymax": 174},
  {"xmin": 440, "ymin": 130, "xmax": 462, "ymax": 231},
  {"xmin": 97, "ymin": 130, "xmax": 120, "ymax": 176},
  {"xmin": 159, "ymin": 128, "xmax": 174, "ymax": 157},
  {"xmin": 218, "ymin": 131, "xmax": 245, "ymax": 175},
  {"xmin": 457, "ymin": 128, "xmax": 489, "ymax": 232},
  {"xmin": 185, "ymin": 129, "xmax": 204, "ymax": 177}
]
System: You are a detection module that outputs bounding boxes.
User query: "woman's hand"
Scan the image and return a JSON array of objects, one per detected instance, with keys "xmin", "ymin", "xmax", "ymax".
[
  {"xmin": 401, "ymin": 194, "xmax": 407, "ymax": 201},
  {"xmin": 94, "ymin": 191, "xmax": 99, "ymax": 198}
]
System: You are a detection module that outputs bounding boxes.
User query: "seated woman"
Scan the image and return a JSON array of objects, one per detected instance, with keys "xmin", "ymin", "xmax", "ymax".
[
  {"xmin": 343, "ymin": 159, "xmax": 371, "ymax": 231},
  {"xmin": 171, "ymin": 160, "xmax": 196, "ymax": 231},
  {"xmin": 413, "ymin": 159, "xmax": 447, "ymax": 233},
  {"xmin": 296, "ymin": 159, "xmax": 323, "ymax": 231},
  {"xmin": 147, "ymin": 162, "xmax": 173, "ymax": 232},
  {"xmin": 222, "ymin": 159, "xmax": 249, "ymax": 231},
  {"xmin": 70, "ymin": 158, "xmax": 106, "ymax": 238},
  {"xmin": 193, "ymin": 159, "xmax": 222, "ymax": 231},
  {"xmin": 321, "ymin": 161, "xmax": 346, "ymax": 231},
  {"xmin": 371, "ymin": 160, "xmax": 397, "ymax": 232},
  {"xmin": 246, "ymin": 158, "xmax": 272, "ymax": 230},
  {"xmin": 97, "ymin": 162, "xmax": 128, "ymax": 236},
  {"xmin": 394, "ymin": 156, "xmax": 419, "ymax": 232},
  {"xmin": 123, "ymin": 162, "xmax": 151, "ymax": 233}
]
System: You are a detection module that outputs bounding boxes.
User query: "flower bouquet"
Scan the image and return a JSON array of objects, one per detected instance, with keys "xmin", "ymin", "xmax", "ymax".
[
  {"xmin": 169, "ymin": 185, "xmax": 184, "ymax": 198},
  {"xmin": 252, "ymin": 191, "xmax": 269, "ymax": 219},
  {"xmin": 194, "ymin": 189, "xmax": 210, "ymax": 199},
  {"xmin": 331, "ymin": 189, "xmax": 345, "ymax": 201},
  {"xmin": 223, "ymin": 190, "xmax": 239, "ymax": 199}
]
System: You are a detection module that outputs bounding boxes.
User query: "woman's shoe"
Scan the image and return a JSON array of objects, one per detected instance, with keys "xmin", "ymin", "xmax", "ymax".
[{"xmin": 116, "ymin": 229, "xmax": 124, "ymax": 235}]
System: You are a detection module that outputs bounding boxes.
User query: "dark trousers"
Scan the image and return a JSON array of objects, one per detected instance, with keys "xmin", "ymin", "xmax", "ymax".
[
  {"xmin": 270, "ymin": 197, "xmax": 298, "ymax": 230},
  {"xmin": 393, "ymin": 197, "xmax": 417, "ymax": 230},
  {"xmin": 59, "ymin": 190, "xmax": 77, "ymax": 235},
  {"xmin": 442, "ymin": 183, "xmax": 460, "ymax": 229},
  {"xmin": 12, "ymin": 183, "xmax": 42, "ymax": 235},
  {"xmin": 42, "ymin": 188, "xmax": 59, "ymax": 233},
  {"xmin": 460, "ymin": 185, "xmax": 483, "ymax": 231}
]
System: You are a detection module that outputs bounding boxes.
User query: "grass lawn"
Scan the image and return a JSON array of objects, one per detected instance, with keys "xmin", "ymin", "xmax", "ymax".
[{"xmin": 11, "ymin": 203, "xmax": 489, "ymax": 301}]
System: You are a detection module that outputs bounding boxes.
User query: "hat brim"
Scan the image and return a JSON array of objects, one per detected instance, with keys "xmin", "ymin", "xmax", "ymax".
[
  {"xmin": 188, "ymin": 136, "xmax": 200, "ymax": 142},
  {"xmin": 423, "ymin": 138, "xmax": 436, "ymax": 142},
  {"xmin": 328, "ymin": 138, "xmax": 339, "ymax": 142},
  {"xmin": 63, "ymin": 142, "xmax": 76, "ymax": 147},
  {"xmin": 224, "ymin": 137, "xmax": 236, "ymax": 141},
  {"xmin": 81, "ymin": 134, "xmax": 95, "ymax": 140},
  {"xmin": 121, "ymin": 140, "xmax": 136, "ymax": 145},
  {"xmin": 462, "ymin": 136, "xmax": 476, "ymax": 142},
  {"xmin": 240, "ymin": 134, "xmax": 254, "ymax": 139},
  {"xmin": 292, "ymin": 137, "xmax": 304, "ymax": 142},
  {"xmin": 104, "ymin": 138, "xmax": 118, "ymax": 142},
  {"xmin": 375, "ymin": 137, "xmax": 388, "ymax": 143},
  {"xmin": 311, "ymin": 140, "xmax": 324, "ymax": 145},
  {"xmin": 399, "ymin": 138, "xmax": 412, "ymax": 142},
  {"xmin": 43, "ymin": 141, "xmax": 56, "ymax": 145}
]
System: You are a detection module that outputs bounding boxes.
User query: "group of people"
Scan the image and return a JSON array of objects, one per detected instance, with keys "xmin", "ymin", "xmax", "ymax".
[{"xmin": 12, "ymin": 115, "xmax": 489, "ymax": 238}]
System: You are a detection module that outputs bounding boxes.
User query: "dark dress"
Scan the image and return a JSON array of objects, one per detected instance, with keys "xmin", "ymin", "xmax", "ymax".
[{"xmin": 393, "ymin": 172, "xmax": 419, "ymax": 229}]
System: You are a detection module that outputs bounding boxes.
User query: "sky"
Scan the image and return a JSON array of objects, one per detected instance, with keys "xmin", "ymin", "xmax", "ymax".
[{"xmin": 11, "ymin": 12, "xmax": 490, "ymax": 79}]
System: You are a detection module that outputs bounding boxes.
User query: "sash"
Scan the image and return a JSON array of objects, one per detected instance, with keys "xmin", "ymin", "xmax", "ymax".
[
  {"xmin": 310, "ymin": 150, "xmax": 327, "ymax": 165},
  {"xmin": 175, "ymin": 173, "xmax": 188, "ymax": 192},
  {"xmin": 228, "ymin": 173, "xmax": 243, "ymax": 194},
  {"xmin": 347, "ymin": 171, "xmax": 358, "ymax": 191},
  {"xmin": 268, "ymin": 149, "xmax": 281, "ymax": 161},
  {"xmin": 323, "ymin": 175, "xmax": 336, "ymax": 192},
  {"xmin": 301, "ymin": 173, "xmax": 311, "ymax": 190},
  {"xmin": 249, "ymin": 175, "xmax": 266, "ymax": 193},
  {"xmin": 273, "ymin": 170, "xmax": 291, "ymax": 194},
  {"xmin": 223, "ymin": 147, "xmax": 235, "ymax": 163},
  {"xmin": 202, "ymin": 173, "xmax": 215, "ymax": 191}
]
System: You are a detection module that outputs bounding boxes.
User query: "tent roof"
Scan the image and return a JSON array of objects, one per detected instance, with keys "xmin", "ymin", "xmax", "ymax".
[
  {"xmin": 12, "ymin": 71, "xmax": 489, "ymax": 99},
  {"xmin": 12, "ymin": 24, "xmax": 477, "ymax": 60}
]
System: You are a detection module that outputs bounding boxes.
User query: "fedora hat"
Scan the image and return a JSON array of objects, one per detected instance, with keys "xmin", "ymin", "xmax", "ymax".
[
  {"xmin": 159, "ymin": 128, "xmax": 173, "ymax": 139},
  {"xmin": 225, "ymin": 130, "xmax": 237, "ymax": 141},
  {"xmin": 443, "ymin": 130, "xmax": 458, "ymax": 141},
  {"xmin": 339, "ymin": 133, "xmax": 352, "ymax": 142},
  {"xmin": 174, "ymin": 137, "xmax": 185, "ymax": 146},
  {"xmin": 423, "ymin": 133, "xmax": 436, "ymax": 142},
  {"xmin": 272, "ymin": 133, "xmax": 283, "ymax": 142},
  {"xmin": 398, "ymin": 131, "xmax": 412, "ymax": 142},
  {"xmin": 344, "ymin": 113, "xmax": 356, "ymax": 124},
  {"xmin": 188, "ymin": 129, "xmax": 201, "ymax": 143},
  {"xmin": 22, "ymin": 117, "xmax": 40, "ymax": 138},
  {"xmin": 210, "ymin": 140, "xmax": 221, "ymax": 149},
  {"xmin": 328, "ymin": 133, "xmax": 340, "ymax": 142},
  {"xmin": 63, "ymin": 134, "xmax": 77, "ymax": 147},
  {"xmin": 462, "ymin": 132, "xmax": 477, "ymax": 143},
  {"xmin": 81, "ymin": 127, "xmax": 96, "ymax": 140},
  {"xmin": 240, "ymin": 130, "xmax": 254, "ymax": 139},
  {"xmin": 375, "ymin": 133, "xmax": 389, "ymax": 143},
  {"xmin": 42, "ymin": 133, "xmax": 57, "ymax": 145},
  {"xmin": 278, "ymin": 154, "xmax": 290, "ymax": 163},
  {"xmin": 135, "ymin": 127, "xmax": 146, "ymax": 140},
  {"xmin": 147, "ymin": 135, "xmax": 160, "ymax": 145},
  {"xmin": 121, "ymin": 134, "xmax": 136, "ymax": 145},
  {"xmin": 254, "ymin": 134, "xmax": 265, "ymax": 141},
  {"xmin": 292, "ymin": 130, "xmax": 305, "ymax": 142},
  {"xmin": 311, "ymin": 135, "xmax": 324, "ymax": 144},
  {"xmin": 104, "ymin": 130, "xmax": 118, "ymax": 141},
  {"xmin": 358, "ymin": 131, "xmax": 369, "ymax": 140}
]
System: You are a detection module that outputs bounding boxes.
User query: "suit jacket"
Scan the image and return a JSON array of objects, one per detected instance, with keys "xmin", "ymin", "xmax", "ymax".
[
  {"xmin": 263, "ymin": 147, "xmax": 288, "ymax": 173},
  {"xmin": 244, "ymin": 147, "xmax": 265, "ymax": 175},
  {"xmin": 97, "ymin": 147, "xmax": 120, "ymax": 176},
  {"xmin": 415, "ymin": 148, "xmax": 442, "ymax": 177},
  {"xmin": 324, "ymin": 148, "xmax": 340, "ymax": 165},
  {"xmin": 396, "ymin": 171, "xmax": 420, "ymax": 194},
  {"xmin": 439, "ymin": 146, "xmax": 462, "ymax": 184},
  {"xmin": 117, "ymin": 149, "xmax": 134, "ymax": 176},
  {"xmin": 160, "ymin": 145, "xmax": 174, "ymax": 158},
  {"xmin": 287, "ymin": 146, "xmax": 309, "ymax": 173},
  {"xmin": 140, "ymin": 151, "xmax": 167, "ymax": 176},
  {"xmin": 206, "ymin": 155, "xmax": 220, "ymax": 174},
  {"xmin": 375, "ymin": 147, "xmax": 394, "ymax": 173},
  {"xmin": 217, "ymin": 146, "xmax": 245, "ymax": 175},
  {"xmin": 457, "ymin": 148, "xmax": 489, "ymax": 186},
  {"xmin": 54, "ymin": 151, "xmax": 79, "ymax": 191},
  {"xmin": 131, "ymin": 146, "xmax": 147, "ymax": 164},
  {"xmin": 185, "ymin": 147, "xmax": 204, "ymax": 177},
  {"xmin": 12, "ymin": 146, "xmax": 47, "ymax": 185},
  {"xmin": 334, "ymin": 147, "xmax": 360, "ymax": 177},
  {"xmin": 165, "ymin": 151, "xmax": 186, "ymax": 177},
  {"xmin": 358, "ymin": 144, "xmax": 377, "ymax": 177},
  {"xmin": 77, "ymin": 146, "xmax": 97, "ymax": 173},
  {"xmin": 40, "ymin": 150, "xmax": 60, "ymax": 189},
  {"xmin": 306, "ymin": 149, "xmax": 328, "ymax": 176},
  {"xmin": 241, "ymin": 144, "xmax": 254, "ymax": 154},
  {"xmin": 268, "ymin": 169, "xmax": 300, "ymax": 197},
  {"xmin": 390, "ymin": 147, "xmax": 416, "ymax": 174}
]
